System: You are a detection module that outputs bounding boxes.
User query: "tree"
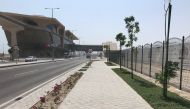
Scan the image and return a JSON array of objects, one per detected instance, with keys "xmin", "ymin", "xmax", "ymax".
[
  {"xmin": 156, "ymin": 61, "xmax": 179, "ymax": 87},
  {"xmin": 115, "ymin": 33, "xmax": 126, "ymax": 70},
  {"xmin": 124, "ymin": 16, "xmax": 140, "ymax": 79}
]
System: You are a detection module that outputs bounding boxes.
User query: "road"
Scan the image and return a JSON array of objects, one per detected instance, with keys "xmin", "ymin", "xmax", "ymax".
[{"xmin": 0, "ymin": 57, "xmax": 88, "ymax": 105}]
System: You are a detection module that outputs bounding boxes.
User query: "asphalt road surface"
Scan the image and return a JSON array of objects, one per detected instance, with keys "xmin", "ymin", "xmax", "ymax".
[{"xmin": 0, "ymin": 57, "xmax": 88, "ymax": 105}]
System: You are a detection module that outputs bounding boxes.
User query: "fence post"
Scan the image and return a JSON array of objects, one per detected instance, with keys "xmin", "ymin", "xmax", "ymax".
[
  {"xmin": 106, "ymin": 47, "xmax": 108, "ymax": 62},
  {"xmin": 179, "ymin": 36, "xmax": 185, "ymax": 90},
  {"xmin": 131, "ymin": 47, "xmax": 134, "ymax": 79},
  {"xmin": 124, "ymin": 52, "xmax": 126, "ymax": 67},
  {"xmin": 135, "ymin": 47, "xmax": 137, "ymax": 71},
  {"xmin": 109, "ymin": 46, "xmax": 110, "ymax": 62},
  {"xmin": 162, "ymin": 41, "xmax": 165, "ymax": 73},
  {"xmin": 149, "ymin": 43, "xmax": 152, "ymax": 77},
  {"xmin": 127, "ymin": 51, "xmax": 128, "ymax": 68},
  {"xmin": 121, "ymin": 53, "xmax": 123, "ymax": 66},
  {"xmin": 123, "ymin": 53, "xmax": 124, "ymax": 66},
  {"xmin": 141, "ymin": 45, "xmax": 143, "ymax": 74},
  {"xmin": 117, "ymin": 53, "xmax": 120, "ymax": 64},
  {"xmin": 109, "ymin": 51, "xmax": 111, "ymax": 62}
]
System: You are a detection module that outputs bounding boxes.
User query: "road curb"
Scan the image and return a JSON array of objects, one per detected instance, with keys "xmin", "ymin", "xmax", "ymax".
[{"xmin": 0, "ymin": 61, "xmax": 87, "ymax": 109}]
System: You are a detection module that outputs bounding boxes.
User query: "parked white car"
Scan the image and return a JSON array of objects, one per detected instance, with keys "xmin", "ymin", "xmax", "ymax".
[{"xmin": 25, "ymin": 56, "xmax": 37, "ymax": 62}]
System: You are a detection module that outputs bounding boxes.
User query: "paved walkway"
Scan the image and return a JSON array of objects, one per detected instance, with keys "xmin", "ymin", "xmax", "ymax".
[{"xmin": 59, "ymin": 60, "xmax": 153, "ymax": 109}]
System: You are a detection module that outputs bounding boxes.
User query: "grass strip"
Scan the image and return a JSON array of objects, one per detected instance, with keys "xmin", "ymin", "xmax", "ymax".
[
  {"xmin": 105, "ymin": 62, "xmax": 116, "ymax": 66},
  {"xmin": 82, "ymin": 66, "xmax": 89, "ymax": 68},
  {"xmin": 86, "ymin": 61, "xmax": 92, "ymax": 66},
  {"xmin": 112, "ymin": 68, "xmax": 190, "ymax": 109},
  {"xmin": 79, "ymin": 68, "xmax": 87, "ymax": 71}
]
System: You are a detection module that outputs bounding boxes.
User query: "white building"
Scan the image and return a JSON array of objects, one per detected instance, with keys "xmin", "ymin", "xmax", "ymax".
[{"xmin": 102, "ymin": 41, "xmax": 117, "ymax": 51}]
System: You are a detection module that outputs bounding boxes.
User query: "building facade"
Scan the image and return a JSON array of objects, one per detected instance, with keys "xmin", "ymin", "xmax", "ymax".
[
  {"xmin": 0, "ymin": 12, "xmax": 78, "ymax": 58},
  {"xmin": 102, "ymin": 41, "xmax": 118, "ymax": 51}
]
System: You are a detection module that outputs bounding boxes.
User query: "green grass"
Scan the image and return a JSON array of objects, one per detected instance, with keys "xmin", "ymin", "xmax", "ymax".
[
  {"xmin": 78, "ymin": 68, "xmax": 87, "ymax": 71},
  {"xmin": 112, "ymin": 68, "xmax": 190, "ymax": 109},
  {"xmin": 86, "ymin": 61, "xmax": 92, "ymax": 66},
  {"xmin": 105, "ymin": 62, "xmax": 116, "ymax": 66},
  {"xmin": 82, "ymin": 66, "xmax": 89, "ymax": 68}
]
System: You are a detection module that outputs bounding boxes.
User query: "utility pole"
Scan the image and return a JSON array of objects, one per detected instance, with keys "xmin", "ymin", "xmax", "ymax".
[
  {"xmin": 45, "ymin": 8, "xmax": 60, "ymax": 61},
  {"xmin": 163, "ymin": 0, "xmax": 172, "ymax": 98},
  {"xmin": 2, "ymin": 43, "xmax": 4, "ymax": 61}
]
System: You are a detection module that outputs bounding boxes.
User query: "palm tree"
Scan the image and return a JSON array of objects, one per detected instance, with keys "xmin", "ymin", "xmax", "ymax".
[
  {"xmin": 124, "ymin": 16, "xmax": 140, "ymax": 79},
  {"xmin": 116, "ymin": 33, "xmax": 126, "ymax": 70}
]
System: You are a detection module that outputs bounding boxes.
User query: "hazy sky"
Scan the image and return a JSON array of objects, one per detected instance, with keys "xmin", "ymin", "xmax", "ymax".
[{"xmin": 0, "ymin": 0, "xmax": 190, "ymax": 53}]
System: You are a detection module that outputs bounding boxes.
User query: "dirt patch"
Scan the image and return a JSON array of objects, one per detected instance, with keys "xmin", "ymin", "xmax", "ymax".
[{"xmin": 30, "ymin": 72, "xmax": 83, "ymax": 109}]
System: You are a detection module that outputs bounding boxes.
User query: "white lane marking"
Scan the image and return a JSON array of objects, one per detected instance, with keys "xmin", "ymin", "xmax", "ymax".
[
  {"xmin": 43, "ymin": 65, "xmax": 57, "ymax": 70},
  {"xmin": 0, "ymin": 66, "xmax": 21, "ymax": 71},
  {"xmin": 0, "ymin": 63, "xmax": 45, "ymax": 71},
  {"xmin": 0, "ymin": 58, "xmax": 80, "ymax": 71},
  {"xmin": 0, "ymin": 59, "xmax": 67, "ymax": 71},
  {"xmin": 0, "ymin": 62, "xmax": 86, "ymax": 108},
  {"xmin": 0, "ymin": 60, "xmax": 53, "ymax": 71},
  {"xmin": 14, "ymin": 70, "xmax": 39, "ymax": 77}
]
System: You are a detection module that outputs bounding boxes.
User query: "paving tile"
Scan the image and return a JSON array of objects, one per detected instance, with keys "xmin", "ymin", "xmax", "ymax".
[{"xmin": 59, "ymin": 61, "xmax": 153, "ymax": 109}]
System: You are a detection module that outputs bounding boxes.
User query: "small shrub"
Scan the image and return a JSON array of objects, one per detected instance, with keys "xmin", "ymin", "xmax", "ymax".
[
  {"xmin": 79, "ymin": 68, "xmax": 87, "ymax": 71},
  {"xmin": 52, "ymin": 84, "xmax": 61, "ymax": 96},
  {"xmin": 105, "ymin": 62, "xmax": 115, "ymax": 66},
  {"xmin": 155, "ymin": 61, "xmax": 179, "ymax": 86},
  {"xmin": 54, "ymin": 96, "xmax": 61, "ymax": 104},
  {"xmin": 86, "ymin": 61, "xmax": 93, "ymax": 66},
  {"xmin": 40, "ymin": 96, "xmax": 45, "ymax": 103}
]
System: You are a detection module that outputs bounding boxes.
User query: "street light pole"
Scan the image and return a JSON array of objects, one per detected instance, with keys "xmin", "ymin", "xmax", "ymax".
[
  {"xmin": 79, "ymin": 37, "xmax": 81, "ymax": 57},
  {"xmin": 2, "ymin": 43, "xmax": 5, "ymax": 61},
  {"xmin": 45, "ymin": 8, "xmax": 60, "ymax": 61}
]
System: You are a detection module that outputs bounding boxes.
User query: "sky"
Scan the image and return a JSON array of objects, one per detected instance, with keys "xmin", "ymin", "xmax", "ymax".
[{"xmin": 0, "ymin": 0, "xmax": 190, "ymax": 53}]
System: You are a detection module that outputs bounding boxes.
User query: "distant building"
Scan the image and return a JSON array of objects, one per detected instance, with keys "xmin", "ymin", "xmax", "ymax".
[
  {"xmin": 102, "ymin": 41, "xmax": 117, "ymax": 51},
  {"xmin": 0, "ymin": 53, "xmax": 10, "ymax": 60},
  {"xmin": 0, "ymin": 12, "xmax": 78, "ymax": 58}
]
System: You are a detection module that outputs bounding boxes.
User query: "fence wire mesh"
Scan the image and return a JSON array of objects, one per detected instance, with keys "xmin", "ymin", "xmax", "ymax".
[
  {"xmin": 109, "ymin": 36, "xmax": 190, "ymax": 92},
  {"xmin": 151, "ymin": 41, "xmax": 163, "ymax": 78},
  {"xmin": 182, "ymin": 37, "xmax": 190, "ymax": 91},
  {"xmin": 142, "ymin": 44, "xmax": 151, "ymax": 76},
  {"xmin": 136, "ymin": 46, "xmax": 142, "ymax": 73}
]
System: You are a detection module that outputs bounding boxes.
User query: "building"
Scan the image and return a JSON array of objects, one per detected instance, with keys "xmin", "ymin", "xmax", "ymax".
[
  {"xmin": 102, "ymin": 41, "xmax": 117, "ymax": 51},
  {"xmin": 0, "ymin": 12, "xmax": 78, "ymax": 58}
]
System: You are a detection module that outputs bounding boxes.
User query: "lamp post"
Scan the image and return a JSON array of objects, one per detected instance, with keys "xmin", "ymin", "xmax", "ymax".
[
  {"xmin": 45, "ymin": 8, "xmax": 60, "ymax": 61},
  {"xmin": 2, "ymin": 43, "xmax": 4, "ymax": 62},
  {"xmin": 70, "ymin": 29, "xmax": 77, "ymax": 57},
  {"xmin": 163, "ymin": 0, "xmax": 172, "ymax": 97},
  {"xmin": 106, "ymin": 44, "xmax": 110, "ymax": 62},
  {"xmin": 79, "ymin": 37, "xmax": 81, "ymax": 57},
  {"xmin": 0, "ymin": 26, "xmax": 3, "ymax": 61}
]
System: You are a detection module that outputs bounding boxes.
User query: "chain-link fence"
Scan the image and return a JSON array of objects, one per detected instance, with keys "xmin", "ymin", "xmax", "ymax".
[{"xmin": 109, "ymin": 36, "xmax": 190, "ymax": 92}]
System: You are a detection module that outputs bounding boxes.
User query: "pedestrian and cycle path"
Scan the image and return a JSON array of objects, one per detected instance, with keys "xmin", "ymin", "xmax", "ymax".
[{"xmin": 59, "ymin": 60, "xmax": 153, "ymax": 109}]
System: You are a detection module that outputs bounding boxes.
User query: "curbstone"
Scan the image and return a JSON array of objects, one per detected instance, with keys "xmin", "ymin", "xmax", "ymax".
[{"xmin": 3, "ymin": 62, "xmax": 86, "ymax": 109}]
